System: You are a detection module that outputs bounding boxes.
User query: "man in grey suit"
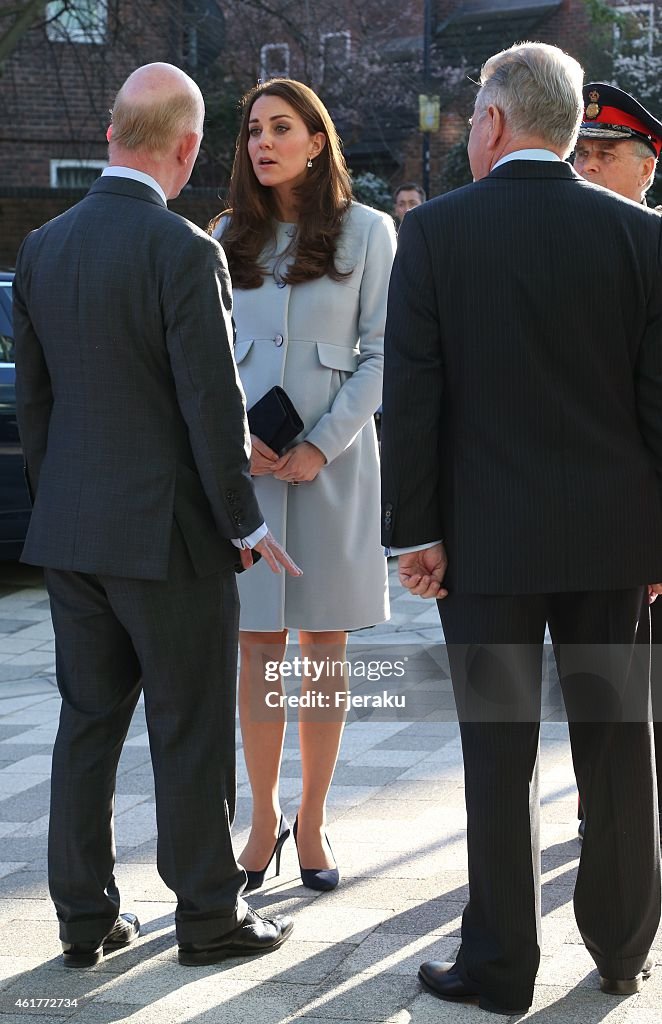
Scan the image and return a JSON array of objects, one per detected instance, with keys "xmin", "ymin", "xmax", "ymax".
[
  {"xmin": 13, "ymin": 63, "xmax": 299, "ymax": 968},
  {"xmin": 381, "ymin": 43, "xmax": 662, "ymax": 1014}
]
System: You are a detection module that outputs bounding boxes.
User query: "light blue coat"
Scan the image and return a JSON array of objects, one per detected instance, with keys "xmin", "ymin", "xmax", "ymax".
[{"xmin": 217, "ymin": 202, "xmax": 395, "ymax": 630}]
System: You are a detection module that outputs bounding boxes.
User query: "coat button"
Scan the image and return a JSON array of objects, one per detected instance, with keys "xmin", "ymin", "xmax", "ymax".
[{"xmin": 274, "ymin": 334, "xmax": 284, "ymax": 346}]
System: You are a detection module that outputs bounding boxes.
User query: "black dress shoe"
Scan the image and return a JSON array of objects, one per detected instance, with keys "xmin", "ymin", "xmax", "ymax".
[
  {"xmin": 418, "ymin": 961, "xmax": 530, "ymax": 1016},
  {"xmin": 62, "ymin": 912, "xmax": 140, "ymax": 968},
  {"xmin": 178, "ymin": 906, "xmax": 294, "ymax": 966},
  {"xmin": 600, "ymin": 956, "xmax": 654, "ymax": 995}
]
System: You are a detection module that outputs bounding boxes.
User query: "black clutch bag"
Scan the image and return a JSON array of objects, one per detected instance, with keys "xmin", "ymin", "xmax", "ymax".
[{"xmin": 247, "ymin": 386, "xmax": 304, "ymax": 454}]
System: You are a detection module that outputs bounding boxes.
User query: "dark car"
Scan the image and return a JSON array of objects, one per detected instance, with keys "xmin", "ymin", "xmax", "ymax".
[{"xmin": 0, "ymin": 272, "xmax": 31, "ymax": 558}]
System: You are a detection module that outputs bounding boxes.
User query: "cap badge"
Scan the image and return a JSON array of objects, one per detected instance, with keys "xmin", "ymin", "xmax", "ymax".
[{"xmin": 585, "ymin": 90, "xmax": 600, "ymax": 120}]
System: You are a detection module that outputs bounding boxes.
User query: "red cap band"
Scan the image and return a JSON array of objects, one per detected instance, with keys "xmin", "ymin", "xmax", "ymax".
[{"xmin": 586, "ymin": 104, "xmax": 662, "ymax": 156}]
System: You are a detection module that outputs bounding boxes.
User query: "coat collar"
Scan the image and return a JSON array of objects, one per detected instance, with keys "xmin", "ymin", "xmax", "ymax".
[
  {"xmin": 488, "ymin": 160, "xmax": 581, "ymax": 182},
  {"xmin": 86, "ymin": 175, "xmax": 168, "ymax": 208}
]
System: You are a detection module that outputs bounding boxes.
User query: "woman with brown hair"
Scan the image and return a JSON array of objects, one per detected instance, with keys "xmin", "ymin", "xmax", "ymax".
[{"xmin": 213, "ymin": 78, "xmax": 394, "ymax": 892}]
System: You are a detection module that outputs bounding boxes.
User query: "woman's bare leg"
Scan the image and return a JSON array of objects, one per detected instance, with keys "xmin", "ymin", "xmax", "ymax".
[
  {"xmin": 296, "ymin": 629, "xmax": 348, "ymax": 869},
  {"xmin": 237, "ymin": 629, "xmax": 288, "ymax": 870}
]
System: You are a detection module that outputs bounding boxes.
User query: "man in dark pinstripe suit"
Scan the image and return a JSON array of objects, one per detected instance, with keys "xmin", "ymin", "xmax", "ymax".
[
  {"xmin": 381, "ymin": 42, "xmax": 662, "ymax": 1015},
  {"xmin": 13, "ymin": 63, "xmax": 299, "ymax": 968}
]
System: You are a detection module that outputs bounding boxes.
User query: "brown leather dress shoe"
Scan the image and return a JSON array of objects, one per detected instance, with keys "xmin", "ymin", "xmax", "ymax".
[
  {"xmin": 178, "ymin": 906, "xmax": 294, "ymax": 966},
  {"xmin": 600, "ymin": 956, "xmax": 654, "ymax": 995},
  {"xmin": 418, "ymin": 961, "xmax": 531, "ymax": 1016},
  {"xmin": 62, "ymin": 912, "xmax": 140, "ymax": 967}
]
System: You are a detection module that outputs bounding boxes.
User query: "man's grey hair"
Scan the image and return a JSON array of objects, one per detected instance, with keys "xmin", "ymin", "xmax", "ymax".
[
  {"xmin": 629, "ymin": 137, "xmax": 658, "ymax": 194},
  {"xmin": 477, "ymin": 42, "xmax": 584, "ymax": 156}
]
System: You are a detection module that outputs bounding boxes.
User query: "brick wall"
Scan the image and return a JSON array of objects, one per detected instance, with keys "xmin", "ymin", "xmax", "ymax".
[
  {"xmin": 403, "ymin": 0, "xmax": 634, "ymax": 195},
  {"xmin": 0, "ymin": 189, "xmax": 226, "ymax": 268},
  {"xmin": 397, "ymin": 110, "xmax": 468, "ymax": 197},
  {"xmin": 0, "ymin": 0, "xmax": 178, "ymax": 189},
  {"xmin": 543, "ymin": 0, "xmax": 595, "ymax": 56},
  {"xmin": 0, "ymin": 0, "xmax": 640, "ymax": 205}
]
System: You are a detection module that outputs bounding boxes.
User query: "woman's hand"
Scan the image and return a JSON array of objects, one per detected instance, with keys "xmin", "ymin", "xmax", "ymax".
[
  {"xmin": 273, "ymin": 442, "xmax": 326, "ymax": 483},
  {"xmin": 250, "ymin": 434, "xmax": 280, "ymax": 475}
]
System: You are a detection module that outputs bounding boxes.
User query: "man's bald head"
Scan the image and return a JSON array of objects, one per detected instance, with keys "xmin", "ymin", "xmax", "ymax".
[{"xmin": 110, "ymin": 63, "xmax": 204, "ymax": 156}]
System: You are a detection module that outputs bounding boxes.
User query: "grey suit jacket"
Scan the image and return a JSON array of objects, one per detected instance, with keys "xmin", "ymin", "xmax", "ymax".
[{"xmin": 13, "ymin": 175, "xmax": 263, "ymax": 580}]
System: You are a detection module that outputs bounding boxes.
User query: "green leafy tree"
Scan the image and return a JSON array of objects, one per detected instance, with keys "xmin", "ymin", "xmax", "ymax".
[
  {"xmin": 441, "ymin": 132, "xmax": 471, "ymax": 194},
  {"xmin": 351, "ymin": 171, "xmax": 392, "ymax": 211},
  {"xmin": 587, "ymin": 2, "xmax": 662, "ymax": 205}
]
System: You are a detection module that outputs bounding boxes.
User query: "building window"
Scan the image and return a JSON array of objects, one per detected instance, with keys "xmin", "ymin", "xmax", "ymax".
[
  {"xmin": 260, "ymin": 43, "xmax": 290, "ymax": 80},
  {"xmin": 321, "ymin": 30, "xmax": 351, "ymax": 82},
  {"xmin": 614, "ymin": 4, "xmax": 655, "ymax": 57},
  {"xmin": 50, "ymin": 160, "xmax": 107, "ymax": 188},
  {"xmin": 46, "ymin": 1, "xmax": 108, "ymax": 45}
]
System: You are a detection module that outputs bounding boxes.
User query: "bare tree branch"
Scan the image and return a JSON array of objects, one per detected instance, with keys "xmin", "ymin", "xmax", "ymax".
[{"xmin": 0, "ymin": 0, "xmax": 47, "ymax": 65}]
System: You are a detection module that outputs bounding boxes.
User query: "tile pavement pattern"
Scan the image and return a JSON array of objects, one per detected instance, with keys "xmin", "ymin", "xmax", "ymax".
[{"xmin": 0, "ymin": 562, "xmax": 659, "ymax": 1023}]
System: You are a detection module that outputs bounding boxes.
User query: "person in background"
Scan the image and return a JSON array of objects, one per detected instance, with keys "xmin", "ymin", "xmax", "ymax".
[
  {"xmin": 373, "ymin": 181, "xmax": 427, "ymax": 439},
  {"xmin": 392, "ymin": 181, "xmax": 426, "ymax": 226},
  {"xmin": 213, "ymin": 78, "xmax": 395, "ymax": 894},
  {"xmin": 573, "ymin": 81, "xmax": 662, "ymax": 842},
  {"xmin": 573, "ymin": 82, "xmax": 661, "ymax": 205}
]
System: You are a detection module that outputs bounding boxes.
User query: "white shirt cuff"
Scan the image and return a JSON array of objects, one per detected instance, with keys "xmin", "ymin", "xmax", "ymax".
[
  {"xmin": 387, "ymin": 540, "xmax": 443, "ymax": 556},
  {"xmin": 232, "ymin": 523, "xmax": 268, "ymax": 549}
]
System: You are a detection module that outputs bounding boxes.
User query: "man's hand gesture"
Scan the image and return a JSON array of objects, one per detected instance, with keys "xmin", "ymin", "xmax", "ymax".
[
  {"xmin": 240, "ymin": 531, "xmax": 302, "ymax": 575},
  {"xmin": 398, "ymin": 543, "xmax": 448, "ymax": 599}
]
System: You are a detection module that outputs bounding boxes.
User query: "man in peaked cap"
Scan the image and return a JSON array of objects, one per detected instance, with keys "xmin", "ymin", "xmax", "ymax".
[
  {"xmin": 574, "ymin": 81, "xmax": 662, "ymax": 844},
  {"xmin": 574, "ymin": 81, "xmax": 662, "ymax": 204}
]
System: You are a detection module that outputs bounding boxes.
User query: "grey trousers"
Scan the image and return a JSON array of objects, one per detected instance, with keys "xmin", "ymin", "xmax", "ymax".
[{"xmin": 46, "ymin": 536, "xmax": 247, "ymax": 944}]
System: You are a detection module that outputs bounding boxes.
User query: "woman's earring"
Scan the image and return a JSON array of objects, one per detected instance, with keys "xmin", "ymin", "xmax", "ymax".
[{"xmin": 307, "ymin": 156, "xmax": 313, "ymax": 168}]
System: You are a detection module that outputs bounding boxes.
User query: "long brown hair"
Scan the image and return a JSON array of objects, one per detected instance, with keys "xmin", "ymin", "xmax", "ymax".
[{"xmin": 212, "ymin": 79, "xmax": 353, "ymax": 289}]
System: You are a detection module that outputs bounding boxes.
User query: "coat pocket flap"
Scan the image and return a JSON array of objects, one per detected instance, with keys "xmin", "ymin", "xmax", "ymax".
[
  {"xmin": 316, "ymin": 342, "xmax": 359, "ymax": 372},
  {"xmin": 234, "ymin": 339, "xmax": 254, "ymax": 364}
]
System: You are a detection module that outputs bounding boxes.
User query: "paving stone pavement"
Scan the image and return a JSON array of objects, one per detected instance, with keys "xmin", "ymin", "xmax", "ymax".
[{"xmin": 0, "ymin": 561, "xmax": 659, "ymax": 1023}]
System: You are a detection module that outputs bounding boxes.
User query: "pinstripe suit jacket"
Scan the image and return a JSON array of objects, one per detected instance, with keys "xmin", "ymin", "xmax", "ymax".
[
  {"xmin": 13, "ymin": 176, "xmax": 263, "ymax": 580},
  {"xmin": 381, "ymin": 160, "xmax": 662, "ymax": 593}
]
